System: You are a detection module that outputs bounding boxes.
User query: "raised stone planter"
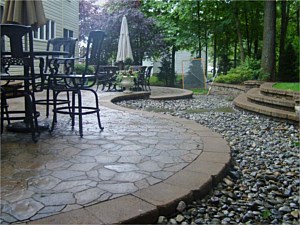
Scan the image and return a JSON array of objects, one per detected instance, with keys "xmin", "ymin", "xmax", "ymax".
[{"xmin": 210, "ymin": 83, "xmax": 246, "ymax": 96}]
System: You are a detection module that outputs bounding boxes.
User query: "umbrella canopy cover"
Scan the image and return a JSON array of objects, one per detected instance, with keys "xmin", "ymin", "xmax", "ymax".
[
  {"xmin": 2, "ymin": 0, "xmax": 46, "ymax": 29},
  {"xmin": 116, "ymin": 15, "xmax": 133, "ymax": 62}
]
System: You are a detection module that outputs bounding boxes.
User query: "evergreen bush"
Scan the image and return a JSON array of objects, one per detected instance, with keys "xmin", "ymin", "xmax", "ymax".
[
  {"xmin": 74, "ymin": 63, "xmax": 95, "ymax": 74},
  {"xmin": 215, "ymin": 58, "xmax": 261, "ymax": 84}
]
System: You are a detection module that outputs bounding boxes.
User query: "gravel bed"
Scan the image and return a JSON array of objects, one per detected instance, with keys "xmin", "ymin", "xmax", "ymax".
[{"xmin": 116, "ymin": 94, "xmax": 300, "ymax": 225}]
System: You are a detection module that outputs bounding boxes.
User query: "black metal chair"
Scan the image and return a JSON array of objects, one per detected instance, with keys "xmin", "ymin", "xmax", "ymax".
[
  {"xmin": 96, "ymin": 66, "xmax": 119, "ymax": 91},
  {"xmin": 45, "ymin": 37, "xmax": 78, "ymax": 74},
  {"xmin": 50, "ymin": 30, "xmax": 105, "ymax": 137},
  {"xmin": 144, "ymin": 66, "xmax": 153, "ymax": 91},
  {"xmin": 134, "ymin": 66, "xmax": 147, "ymax": 91},
  {"xmin": 35, "ymin": 37, "xmax": 78, "ymax": 117},
  {"xmin": 0, "ymin": 24, "xmax": 44, "ymax": 142}
]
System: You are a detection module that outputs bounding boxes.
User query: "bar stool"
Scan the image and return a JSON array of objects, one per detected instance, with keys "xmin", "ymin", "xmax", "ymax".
[
  {"xmin": 35, "ymin": 37, "xmax": 78, "ymax": 117},
  {"xmin": 1, "ymin": 24, "xmax": 44, "ymax": 142},
  {"xmin": 50, "ymin": 30, "xmax": 105, "ymax": 137}
]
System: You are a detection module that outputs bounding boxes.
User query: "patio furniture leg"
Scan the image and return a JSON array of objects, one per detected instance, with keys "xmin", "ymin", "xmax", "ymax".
[
  {"xmin": 71, "ymin": 91, "xmax": 76, "ymax": 128},
  {"xmin": 78, "ymin": 90, "xmax": 83, "ymax": 137}
]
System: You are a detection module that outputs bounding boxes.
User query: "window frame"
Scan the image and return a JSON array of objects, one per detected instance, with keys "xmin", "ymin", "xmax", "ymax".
[
  {"xmin": 33, "ymin": 19, "xmax": 56, "ymax": 40},
  {"xmin": 63, "ymin": 28, "xmax": 74, "ymax": 38}
]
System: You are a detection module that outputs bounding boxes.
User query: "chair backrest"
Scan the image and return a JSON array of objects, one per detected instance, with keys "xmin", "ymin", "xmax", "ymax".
[
  {"xmin": 83, "ymin": 30, "xmax": 105, "ymax": 76},
  {"xmin": 1, "ymin": 24, "xmax": 36, "ymax": 83},
  {"xmin": 45, "ymin": 37, "xmax": 77, "ymax": 74},
  {"xmin": 131, "ymin": 65, "xmax": 141, "ymax": 72},
  {"xmin": 138, "ymin": 66, "xmax": 147, "ymax": 78},
  {"xmin": 145, "ymin": 66, "xmax": 153, "ymax": 78},
  {"xmin": 103, "ymin": 66, "xmax": 118, "ymax": 76},
  {"xmin": 1, "ymin": 24, "xmax": 34, "ymax": 68},
  {"xmin": 46, "ymin": 37, "xmax": 78, "ymax": 58}
]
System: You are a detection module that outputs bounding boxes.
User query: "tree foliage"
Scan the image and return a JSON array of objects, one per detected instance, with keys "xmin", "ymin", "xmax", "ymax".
[
  {"xmin": 79, "ymin": 0, "xmax": 165, "ymax": 65},
  {"xmin": 79, "ymin": 0, "xmax": 101, "ymax": 42},
  {"xmin": 157, "ymin": 53, "xmax": 175, "ymax": 87},
  {"xmin": 79, "ymin": 0, "xmax": 299, "ymax": 83},
  {"xmin": 142, "ymin": 0, "xmax": 299, "ymax": 82}
]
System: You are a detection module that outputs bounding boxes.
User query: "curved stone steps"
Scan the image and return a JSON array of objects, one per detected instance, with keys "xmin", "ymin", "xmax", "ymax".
[
  {"xmin": 260, "ymin": 82, "xmax": 300, "ymax": 101},
  {"xmin": 247, "ymin": 88, "xmax": 295, "ymax": 111},
  {"xmin": 234, "ymin": 91, "xmax": 299, "ymax": 122}
]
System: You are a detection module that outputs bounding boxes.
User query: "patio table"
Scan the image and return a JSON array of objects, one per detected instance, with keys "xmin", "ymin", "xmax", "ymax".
[{"xmin": 1, "ymin": 50, "xmax": 69, "ymax": 132}]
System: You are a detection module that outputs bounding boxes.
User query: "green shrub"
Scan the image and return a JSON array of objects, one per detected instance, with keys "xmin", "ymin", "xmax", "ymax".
[
  {"xmin": 158, "ymin": 53, "xmax": 176, "ymax": 86},
  {"xmin": 149, "ymin": 74, "xmax": 165, "ymax": 86},
  {"xmin": 74, "ymin": 63, "xmax": 95, "ymax": 74},
  {"xmin": 215, "ymin": 58, "xmax": 261, "ymax": 84},
  {"xmin": 258, "ymin": 71, "xmax": 270, "ymax": 81},
  {"xmin": 215, "ymin": 73, "xmax": 248, "ymax": 84}
]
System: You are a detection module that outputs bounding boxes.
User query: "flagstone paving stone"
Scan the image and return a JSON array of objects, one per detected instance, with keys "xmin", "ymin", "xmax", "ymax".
[{"xmin": 0, "ymin": 88, "xmax": 230, "ymax": 224}]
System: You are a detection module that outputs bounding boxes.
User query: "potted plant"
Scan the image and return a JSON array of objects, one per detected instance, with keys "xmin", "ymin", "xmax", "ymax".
[{"xmin": 116, "ymin": 70, "xmax": 134, "ymax": 93}]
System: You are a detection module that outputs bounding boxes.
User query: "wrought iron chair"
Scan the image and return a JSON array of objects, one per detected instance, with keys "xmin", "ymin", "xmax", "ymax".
[
  {"xmin": 50, "ymin": 30, "xmax": 105, "ymax": 137},
  {"xmin": 144, "ymin": 66, "xmax": 153, "ymax": 91},
  {"xmin": 134, "ymin": 66, "xmax": 147, "ymax": 91},
  {"xmin": 96, "ymin": 66, "xmax": 119, "ymax": 91},
  {"xmin": 35, "ymin": 37, "xmax": 78, "ymax": 117},
  {"xmin": 0, "ymin": 24, "xmax": 44, "ymax": 142}
]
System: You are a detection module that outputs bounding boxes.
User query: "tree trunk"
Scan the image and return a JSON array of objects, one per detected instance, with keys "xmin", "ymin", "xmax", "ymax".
[
  {"xmin": 261, "ymin": 0, "xmax": 276, "ymax": 81},
  {"xmin": 253, "ymin": 8, "xmax": 260, "ymax": 59},
  {"xmin": 244, "ymin": 11, "xmax": 251, "ymax": 57},
  {"xmin": 171, "ymin": 45, "xmax": 176, "ymax": 86},
  {"xmin": 234, "ymin": 6, "xmax": 245, "ymax": 63},
  {"xmin": 213, "ymin": 35, "xmax": 217, "ymax": 77},
  {"xmin": 254, "ymin": 38, "xmax": 259, "ymax": 59},
  {"xmin": 234, "ymin": 41, "xmax": 237, "ymax": 68},
  {"xmin": 205, "ymin": 29, "xmax": 208, "ymax": 78},
  {"xmin": 278, "ymin": 0, "xmax": 289, "ymax": 81},
  {"xmin": 297, "ymin": 6, "xmax": 299, "ymax": 38},
  {"xmin": 197, "ymin": 1, "xmax": 201, "ymax": 58}
]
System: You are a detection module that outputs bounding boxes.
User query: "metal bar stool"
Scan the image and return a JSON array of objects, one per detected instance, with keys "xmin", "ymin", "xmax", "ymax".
[{"xmin": 50, "ymin": 30, "xmax": 105, "ymax": 137}]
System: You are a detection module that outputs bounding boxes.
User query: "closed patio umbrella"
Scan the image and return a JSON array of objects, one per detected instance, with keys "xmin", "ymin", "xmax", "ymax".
[
  {"xmin": 2, "ymin": 0, "xmax": 46, "ymax": 29},
  {"xmin": 116, "ymin": 15, "xmax": 133, "ymax": 64}
]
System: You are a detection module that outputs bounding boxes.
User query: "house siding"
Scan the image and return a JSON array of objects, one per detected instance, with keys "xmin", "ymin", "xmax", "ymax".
[
  {"xmin": 1, "ymin": 0, "xmax": 79, "ymax": 53},
  {"xmin": 1, "ymin": 0, "xmax": 79, "ymax": 73},
  {"xmin": 38, "ymin": 0, "xmax": 79, "ymax": 52}
]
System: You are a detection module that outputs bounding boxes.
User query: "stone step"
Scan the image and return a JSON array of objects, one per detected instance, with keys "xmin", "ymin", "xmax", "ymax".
[
  {"xmin": 260, "ymin": 82, "xmax": 300, "ymax": 101},
  {"xmin": 247, "ymin": 88, "xmax": 295, "ymax": 111},
  {"xmin": 244, "ymin": 80, "xmax": 264, "ymax": 89},
  {"xmin": 234, "ymin": 93, "xmax": 299, "ymax": 122}
]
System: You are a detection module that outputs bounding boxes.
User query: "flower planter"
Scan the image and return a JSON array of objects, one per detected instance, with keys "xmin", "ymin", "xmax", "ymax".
[{"xmin": 121, "ymin": 76, "xmax": 134, "ymax": 93}]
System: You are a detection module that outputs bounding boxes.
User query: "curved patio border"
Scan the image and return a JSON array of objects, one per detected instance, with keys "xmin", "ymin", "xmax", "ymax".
[{"xmin": 29, "ymin": 88, "xmax": 231, "ymax": 224}]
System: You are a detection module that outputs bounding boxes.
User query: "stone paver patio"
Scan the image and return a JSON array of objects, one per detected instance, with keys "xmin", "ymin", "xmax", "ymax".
[{"xmin": 0, "ymin": 87, "xmax": 230, "ymax": 224}]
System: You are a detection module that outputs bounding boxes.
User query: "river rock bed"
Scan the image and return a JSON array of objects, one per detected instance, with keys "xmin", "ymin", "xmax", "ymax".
[{"xmin": 116, "ymin": 95, "xmax": 300, "ymax": 225}]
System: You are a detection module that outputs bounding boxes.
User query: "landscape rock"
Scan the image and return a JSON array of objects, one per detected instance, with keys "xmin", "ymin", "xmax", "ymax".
[{"xmin": 117, "ymin": 94, "xmax": 299, "ymax": 225}]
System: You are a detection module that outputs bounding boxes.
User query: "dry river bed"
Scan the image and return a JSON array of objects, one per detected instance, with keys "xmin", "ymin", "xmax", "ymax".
[{"xmin": 116, "ymin": 94, "xmax": 299, "ymax": 225}]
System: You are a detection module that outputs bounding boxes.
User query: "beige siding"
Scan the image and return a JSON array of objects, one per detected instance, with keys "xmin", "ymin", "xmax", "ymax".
[
  {"xmin": 1, "ymin": 0, "xmax": 79, "ymax": 52},
  {"xmin": 1, "ymin": 0, "xmax": 79, "ymax": 73},
  {"xmin": 39, "ymin": 0, "xmax": 79, "ymax": 52}
]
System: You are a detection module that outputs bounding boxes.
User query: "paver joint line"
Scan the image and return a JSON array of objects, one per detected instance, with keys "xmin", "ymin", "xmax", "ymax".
[{"xmin": 1, "ymin": 87, "xmax": 231, "ymax": 225}]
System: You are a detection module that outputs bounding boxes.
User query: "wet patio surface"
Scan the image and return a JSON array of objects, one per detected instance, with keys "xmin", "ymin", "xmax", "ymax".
[{"xmin": 1, "ymin": 87, "xmax": 230, "ymax": 224}]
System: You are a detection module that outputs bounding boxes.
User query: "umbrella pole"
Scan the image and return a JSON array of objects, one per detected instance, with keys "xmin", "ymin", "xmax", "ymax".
[{"xmin": 118, "ymin": 61, "xmax": 124, "ymax": 70}]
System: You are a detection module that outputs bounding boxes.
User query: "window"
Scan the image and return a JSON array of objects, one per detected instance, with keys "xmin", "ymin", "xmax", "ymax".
[
  {"xmin": 63, "ymin": 29, "xmax": 74, "ymax": 38},
  {"xmin": 0, "ymin": 6, "xmax": 3, "ymax": 22},
  {"xmin": 33, "ymin": 20, "xmax": 56, "ymax": 40},
  {"xmin": 1, "ymin": 6, "xmax": 5, "ymax": 51}
]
